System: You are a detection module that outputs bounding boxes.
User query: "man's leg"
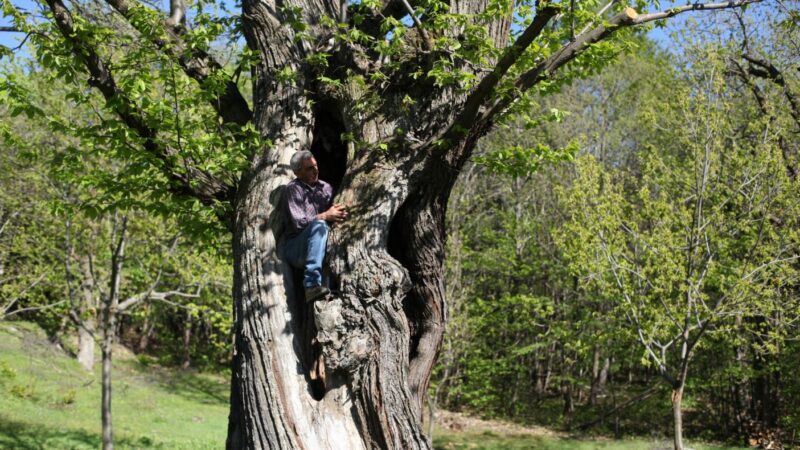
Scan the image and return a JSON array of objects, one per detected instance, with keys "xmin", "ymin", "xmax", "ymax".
[{"xmin": 302, "ymin": 220, "xmax": 329, "ymax": 292}]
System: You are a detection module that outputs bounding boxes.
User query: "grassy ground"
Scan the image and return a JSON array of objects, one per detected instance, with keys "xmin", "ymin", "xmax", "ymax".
[
  {"xmin": 432, "ymin": 430, "xmax": 750, "ymax": 450},
  {"xmin": 0, "ymin": 321, "xmax": 751, "ymax": 449},
  {"xmin": 0, "ymin": 321, "xmax": 229, "ymax": 449},
  {"xmin": 430, "ymin": 411, "xmax": 750, "ymax": 450}
]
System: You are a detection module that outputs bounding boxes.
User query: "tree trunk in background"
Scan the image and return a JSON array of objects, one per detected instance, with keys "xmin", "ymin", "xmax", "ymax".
[
  {"xmin": 136, "ymin": 305, "xmax": 155, "ymax": 353},
  {"xmin": 77, "ymin": 255, "xmax": 96, "ymax": 371},
  {"xmin": 101, "ymin": 217, "xmax": 127, "ymax": 450},
  {"xmin": 672, "ymin": 385, "xmax": 685, "ymax": 450},
  {"xmin": 589, "ymin": 347, "xmax": 601, "ymax": 405},
  {"xmin": 182, "ymin": 308, "xmax": 192, "ymax": 369}
]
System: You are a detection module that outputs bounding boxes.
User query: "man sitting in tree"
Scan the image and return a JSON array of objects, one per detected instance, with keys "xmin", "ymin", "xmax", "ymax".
[{"xmin": 283, "ymin": 150, "xmax": 348, "ymax": 302}]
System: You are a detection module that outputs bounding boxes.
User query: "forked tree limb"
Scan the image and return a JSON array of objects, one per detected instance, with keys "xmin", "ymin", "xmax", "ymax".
[
  {"xmin": 479, "ymin": 0, "xmax": 763, "ymax": 126},
  {"xmin": 351, "ymin": 0, "xmax": 416, "ymax": 41},
  {"xmin": 742, "ymin": 52, "xmax": 800, "ymax": 129},
  {"xmin": 44, "ymin": 0, "xmax": 235, "ymax": 208},
  {"xmin": 103, "ymin": 0, "xmax": 252, "ymax": 127},
  {"xmin": 443, "ymin": 2, "xmax": 560, "ymax": 142}
]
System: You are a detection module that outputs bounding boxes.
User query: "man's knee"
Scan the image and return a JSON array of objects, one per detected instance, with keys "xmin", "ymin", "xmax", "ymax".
[{"xmin": 309, "ymin": 219, "xmax": 329, "ymax": 237}]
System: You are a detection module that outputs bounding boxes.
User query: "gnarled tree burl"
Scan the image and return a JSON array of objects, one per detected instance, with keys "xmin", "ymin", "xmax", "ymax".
[{"xmin": 38, "ymin": 0, "xmax": 760, "ymax": 447}]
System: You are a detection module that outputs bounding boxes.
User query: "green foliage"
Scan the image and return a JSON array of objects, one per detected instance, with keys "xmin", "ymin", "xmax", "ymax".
[
  {"xmin": 437, "ymin": 27, "xmax": 800, "ymax": 443},
  {"xmin": 1, "ymin": 59, "xmax": 233, "ymax": 369},
  {"xmin": 474, "ymin": 141, "xmax": 578, "ymax": 178},
  {"xmin": 1, "ymin": 0, "xmax": 255, "ymax": 242}
]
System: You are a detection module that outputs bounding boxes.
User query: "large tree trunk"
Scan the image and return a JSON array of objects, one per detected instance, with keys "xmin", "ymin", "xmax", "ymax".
[
  {"xmin": 226, "ymin": 126, "xmax": 434, "ymax": 449},
  {"xmin": 223, "ymin": 0, "xmax": 509, "ymax": 445}
]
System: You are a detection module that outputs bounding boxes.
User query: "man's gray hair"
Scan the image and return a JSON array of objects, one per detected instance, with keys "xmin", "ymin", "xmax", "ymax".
[{"xmin": 290, "ymin": 150, "xmax": 315, "ymax": 172}]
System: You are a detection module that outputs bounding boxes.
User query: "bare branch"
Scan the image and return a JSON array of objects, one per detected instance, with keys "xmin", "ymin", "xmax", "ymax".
[
  {"xmin": 399, "ymin": 0, "xmax": 432, "ymax": 51},
  {"xmin": 3, "ymin": 299, "xmax": 69, "ymax": 319},
  {"xmin": 578, "ymin": 0, "xmax": 617, "ymax": 35},
  {"xmin": 631, "ymin": 0, "xmax": 762, "ymax": 23},
  {"xmin": 352, "ymin": 0, "xmax": 412, "ymax": 40},
  {"xmin": 0, "ymin": 26, "xmax": 22, "ymax": 32},
  {"xmin": 44, "ymin": 0, "xmax": 235, "ymax": 208},
  {"xmin": 149, "ymin": 290, "xmax": 201, "ymax": 310},
  {"xmin": 0, "ymin": 272, "xmax": 48, "ymax": 317},
  {"xmin": 117, "ymin": 234, "xmax": 180, "ymax": 311},
  {"xmin": 166, "ymin": 0, "xmax": 185, "ymax": 27},
  {"xmin": 0, "ymin": 212, "xmax": 18, "ymax": 237}
]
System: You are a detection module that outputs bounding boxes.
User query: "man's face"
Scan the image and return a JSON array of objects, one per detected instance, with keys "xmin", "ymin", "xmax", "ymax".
[{"xmin": 296, "ymin": 156, "xmax": 319, "ymax": 185}]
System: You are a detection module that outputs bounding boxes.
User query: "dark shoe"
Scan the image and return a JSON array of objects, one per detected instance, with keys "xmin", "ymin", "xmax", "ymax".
[{"xmin": 304, "ymin": 286, "xmax": 329, "ymax": 302}]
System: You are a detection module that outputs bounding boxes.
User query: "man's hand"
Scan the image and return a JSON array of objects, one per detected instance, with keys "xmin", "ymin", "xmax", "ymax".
[{"xmin": 319, "ymin": 203, "xmax": 348, "ymax": 223}]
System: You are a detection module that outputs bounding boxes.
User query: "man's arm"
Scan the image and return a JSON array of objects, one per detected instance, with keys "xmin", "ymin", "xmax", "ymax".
[{"xmin": 317, "ymin": 182, "xmax": 348, "ymax": 223}]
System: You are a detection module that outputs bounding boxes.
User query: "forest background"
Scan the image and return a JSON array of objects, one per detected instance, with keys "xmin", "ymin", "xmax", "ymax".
[{"xmin": 1, "ymin": 2, "xmax": 799, "ymax": 449}]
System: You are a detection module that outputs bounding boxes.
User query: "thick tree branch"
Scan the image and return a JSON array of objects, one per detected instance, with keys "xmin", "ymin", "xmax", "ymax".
[
  {"xmin": 45, "ymin": 0, "xmax": 234, "ymax": 208},
  {"xmin": 742, "ymin": 52, "xmax": 800, "ymax": 129},
  {"xmin": 445, "ymin": 3, "xmax": 559, "ymax": 140},
  {"xmin": 103, "ymin": 0, "xmax": 252, "ymax": 127},
  {"xmin": 400, "ymin": 0, "xmax": 432, "ymax": 51},
  {"xmin": 166, "ymin": 0, "xmax": 185, "ymax": 27}
]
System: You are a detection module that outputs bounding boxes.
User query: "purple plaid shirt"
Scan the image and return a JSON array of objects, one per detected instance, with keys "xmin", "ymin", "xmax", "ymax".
[{"xmin": 284, "ymin": 178, "xmax": 333, "ymax": 238}]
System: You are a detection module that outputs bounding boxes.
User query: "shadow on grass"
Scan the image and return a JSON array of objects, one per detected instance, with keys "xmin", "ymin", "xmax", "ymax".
[
  {"xmin": 0, "ymin": 414, "xmax": 161, "ymax": 449},
  {"xmin": 131, "ymin": 359, "xmax": 229, "ymax": 405},
  {"xmin": 165, "ymin": 371, "xmax": 229, "ymax": 404}
]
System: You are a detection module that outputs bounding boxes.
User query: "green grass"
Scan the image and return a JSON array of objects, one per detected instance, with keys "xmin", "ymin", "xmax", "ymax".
[
  {"xmin": 0, "ymin": 321, "xmax": 229, "ymax": 449},
  {"xmin": 432, "ymin": 429, "xmax": 751, "ymax": 450}
]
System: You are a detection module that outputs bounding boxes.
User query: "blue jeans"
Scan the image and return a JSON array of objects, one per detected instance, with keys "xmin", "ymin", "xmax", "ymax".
[{"xmin": 284, "ymin": 220, "xmax": 329, "ymax": 288}]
